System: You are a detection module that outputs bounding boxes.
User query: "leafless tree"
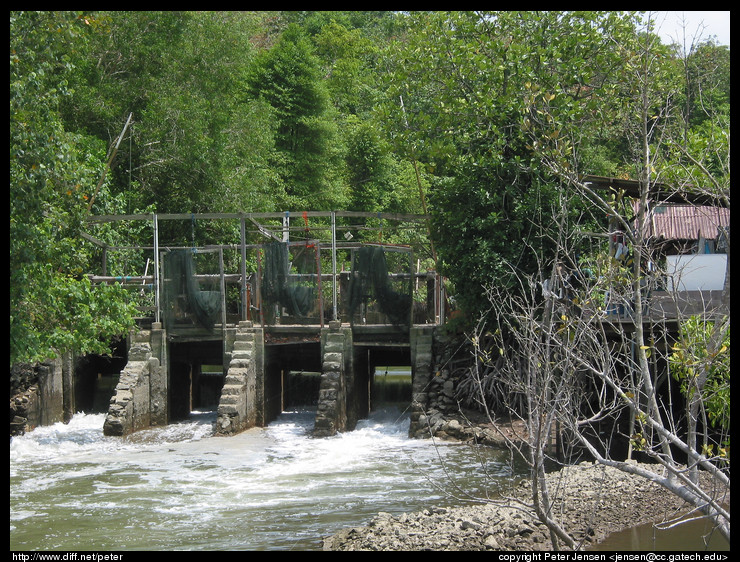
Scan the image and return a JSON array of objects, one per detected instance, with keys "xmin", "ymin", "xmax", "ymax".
[{"xmin": 456, "ymin": 13, "xmax": 730, "ymax": 547}]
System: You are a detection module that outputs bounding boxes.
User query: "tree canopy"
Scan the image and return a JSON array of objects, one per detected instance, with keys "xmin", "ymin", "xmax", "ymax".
[{"xmin": 10, "ymin": 10, "xmax": 730, "ymax": 364}]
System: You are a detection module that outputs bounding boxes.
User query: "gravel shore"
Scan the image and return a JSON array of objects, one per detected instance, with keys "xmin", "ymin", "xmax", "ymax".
[{"xmin": 322, "ymin": 437, "xmax": 712, "ymax": 553}]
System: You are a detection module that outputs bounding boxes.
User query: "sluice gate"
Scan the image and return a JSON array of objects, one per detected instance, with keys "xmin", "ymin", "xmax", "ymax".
[
  {"xmin": 102, "ymin": 322, "xmax": 434, "ymax": 438},
  {"xmin": 91, "ymin": 212, "xmax": 443, "ymax": 437}
]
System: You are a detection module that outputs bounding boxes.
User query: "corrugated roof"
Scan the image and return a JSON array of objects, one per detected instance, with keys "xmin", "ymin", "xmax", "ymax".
[{"xmin": 641, "ymin": 204, "xmax": 730, "ymax": 240}]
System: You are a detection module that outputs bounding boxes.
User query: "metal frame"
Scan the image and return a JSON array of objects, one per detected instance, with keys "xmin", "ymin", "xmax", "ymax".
[{"xmin": 85, "ymin": 211, "xmax": 444, "ymax": 329}]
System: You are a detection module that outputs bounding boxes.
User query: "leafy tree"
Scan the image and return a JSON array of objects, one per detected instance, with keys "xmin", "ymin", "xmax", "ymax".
[
  {"xmin": 64, "ymin": 12, "xmax": 280, "ymax": 213},
  {"xmin": 345, "ymin": 119, "xmax": 396, "ymax": 213},
  {"xmin": 662, "ymin": 40, "xmax": 730, "ymax": 203},
  {"xmin": 310, "ymin": 15, "xmax": 398, "ymax": 118},
  {"xmin": 245, "ymin": 24, "xmax": 346, "ymax": 210},
  {"xmin": 670, "ymin": 317, "xmax": 730, "ymax": 439},
  {"xmin": 380, "ymin": 11, "xmax": 730, "ymax": 546},
  {"xmin": 463, "ymin": 11, "xmax": 731, "ymax": 545},
  {"xmin": 10, "ymin": 11, "xmax": 137, "ymax": 364},
  {"xmin": 383, "ymin": 11, "xmax": 637, "ymax": 318}
]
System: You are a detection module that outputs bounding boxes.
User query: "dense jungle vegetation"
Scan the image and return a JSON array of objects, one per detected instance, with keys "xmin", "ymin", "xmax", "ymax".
[{"xmin": 10, "ymin": 11, "xmax": 729, "ymax": 366}]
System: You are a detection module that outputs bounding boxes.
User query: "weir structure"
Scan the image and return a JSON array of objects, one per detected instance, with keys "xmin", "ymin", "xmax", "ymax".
[{"xmin": 83, "ymin": 212, "xmax": 445, "ymax": 438}]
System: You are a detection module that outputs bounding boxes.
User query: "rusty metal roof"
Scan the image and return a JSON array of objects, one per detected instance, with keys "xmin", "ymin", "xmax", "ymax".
[{"xmin": 644, "ymin": 204, "xmax": 730, "ymax": 240}]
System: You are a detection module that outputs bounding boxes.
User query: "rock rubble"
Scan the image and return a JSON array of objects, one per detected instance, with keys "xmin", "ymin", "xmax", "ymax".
[{"xmin": 323, "ymin": 461, "xmax": 702, "ymax": 551}]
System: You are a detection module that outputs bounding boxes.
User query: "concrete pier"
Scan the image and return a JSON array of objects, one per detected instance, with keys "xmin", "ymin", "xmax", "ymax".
[{"xmin": 102, "ymin": 321, "xmax": 437, "ymax": 438}]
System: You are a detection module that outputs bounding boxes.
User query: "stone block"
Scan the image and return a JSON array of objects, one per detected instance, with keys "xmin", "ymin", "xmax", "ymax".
[
  {"xmin": 320, "ymin": 388, "xmax": 338, "ymax": 401},
  {"xmin": 218, "ymin": 403, "xmax": 239, "ymax": 415},
  {"xmin": 130, "ymin": 331, "xmax": 151, "ymax": 343},
  {"xmin": 229, "ymin": 358, "xmax": 253, "ymax": 369},
  {"xmin": 324, "ymin": 352, "xmax": 343, "ymax": 364},
  {"xmin": 323, "ymin": 361, "xmax": 342, "ymax": 373},
  {"xmin": 233, "ymin": 340, "xmax": 253, "ymax": 351},
  {"xmin": 220, "ymin": 384, "xmax": 244, "ymax": 396},
  {"xmin": 128, "ymin": 345, "xmax": 151, "ymax": 361},
  {"xmin": 114, "ymin": 390, "xmax": 133, "ymax": 403}
]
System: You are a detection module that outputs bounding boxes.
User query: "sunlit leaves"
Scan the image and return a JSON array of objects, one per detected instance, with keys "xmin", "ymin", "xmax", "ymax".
[
  {"xmin": 10, "ymin": 11, "xmax": 138, "ymax": 364},
  {"xmin": 245, "ymin": 23, "xmax": 344, "ymax": 209},
  {"xmin": 669, "ymin": 316, "xmax": 730, "ymax": 431},
  {"xmin": 387, "ymin": 11, "xmax": 643, "ymax": 316}
]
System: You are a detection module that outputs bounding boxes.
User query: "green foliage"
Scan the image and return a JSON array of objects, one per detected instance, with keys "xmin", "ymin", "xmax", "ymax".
[
  {"xmin": 10, "ymin": 10, "xmax": 731, "ymax": 370},
  {"xmin": 10, "ymin": 11, "xmax": 138, "ymax": 364},
  {"xmin": 245, "ymin": 24, "xmax": 346, "ymax": 210},
  {"xmin": 384, "ymin": 11, "xmax": 638, "ymax": 316},
  {"xmin": 669, "ymin": 316, "xmax": 730, "ymax": 432},
  {"xmin": 344, "ymin": 118, "xmax": 417, "ymax": 214},
  {"xmin": 682, "ymin": 42, "xmax": 731, "ymax": 129},
  {"xmin": 63, "ymin": 11, "xmax": 281, "ymax": 217},
  {"xmin": 313, "ymin": 20, "xmax": 377, "ymax": 115}
]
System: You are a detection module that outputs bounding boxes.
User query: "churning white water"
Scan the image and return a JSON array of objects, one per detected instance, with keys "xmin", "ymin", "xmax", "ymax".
[{"xmin": 10, "ymin": 407, "xmax": 521, "ymax": 551}]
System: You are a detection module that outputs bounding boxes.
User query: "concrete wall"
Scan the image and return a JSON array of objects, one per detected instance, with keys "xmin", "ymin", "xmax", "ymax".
[
  {"xmin": 9, "ymin": 357, "xmax": 66, "ymax": 437},
  {"xmin": 215, "ymin": 321, "xmax": 262, "ymax": 436},
  {"xmin": 87, "ymin": 322, "xmax": 438, "ymax": 440},
  {"xmin": 149, "ymin": 323, "xmax": 168, "ymax": 426},
  {"xmin": 103, "ymin": 329, "xmax": 162, "ymax": 436},
  {"xmin": 11, "ymin": 321, "xmax": 440, "ymax": 441},
  {"xmin": 409, "ymin": 326, "xmax": 435, "ymax": 439},
  {"xmin": 314, "ymin": 322, "xmax": 353, "ymax": 437}
]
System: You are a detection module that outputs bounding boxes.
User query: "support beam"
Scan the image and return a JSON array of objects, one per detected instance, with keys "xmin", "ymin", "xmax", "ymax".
[{"xmin": 153, "ymin": 214, "xmax": 160, "ymax": 323}]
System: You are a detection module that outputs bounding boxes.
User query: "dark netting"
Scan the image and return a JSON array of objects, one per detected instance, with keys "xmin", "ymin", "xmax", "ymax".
[
  {"xmin": 261, "ymin": 241, "xmax": 315, "ymax": 317},
  {"xmin": 163, "ymin": 249, "xmax": 222, "ymax": 332},
  {"xmin": 349, "ymin": 246, "xmax": 411, "ymax": 327}
]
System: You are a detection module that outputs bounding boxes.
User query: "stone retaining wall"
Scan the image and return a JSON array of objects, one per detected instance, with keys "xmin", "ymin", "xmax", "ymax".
[
  {"xmin": 409, "ymin": 326, "xmax": 435, "ymax": 439},
  {"xmin": 12, "ymin": 324, "xmax": 461, "ymax": 442},
  {"xmin": 10, "ymin": 358, "xmax": 66, "ymax": 437},
  {"xmin": 215, "ymin": 321, "xmax": 260, "ymax": 436},
  {"xmin": 314, "ymin": 323, "xmax": 351, "ymax": 437},
  {"xmin": 103, "ymin": 331, "xmax": 161, "ymax": 436}
]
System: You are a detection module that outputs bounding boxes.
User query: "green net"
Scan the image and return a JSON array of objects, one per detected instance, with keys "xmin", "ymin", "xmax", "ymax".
[
  {"xmin": 348, "ymin": 246, "xmax": 412, "ymax": 327},
  {"xmin": 163, "ymin": 249, "xmax": 222, "ymax": 332},
  {"xmin": 261, "ymin": 241, "xmax": 316, "ymax": 317}
]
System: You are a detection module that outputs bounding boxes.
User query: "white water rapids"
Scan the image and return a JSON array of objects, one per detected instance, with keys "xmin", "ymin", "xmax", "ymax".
[{"xmin": 10, "ymin": 406, "xmax": 521, "ymax": 551}]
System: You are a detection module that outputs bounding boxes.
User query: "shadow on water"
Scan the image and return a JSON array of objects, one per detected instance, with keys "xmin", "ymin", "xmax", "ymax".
[{"xmin": 590, "ymin": 514, "xmax": 729, "ymax": 551}]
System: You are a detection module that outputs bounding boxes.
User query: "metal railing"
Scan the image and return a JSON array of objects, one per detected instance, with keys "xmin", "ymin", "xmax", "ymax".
[{"xmin": 85, "ymin": 212, "xmax": 445, "ymax": 332}]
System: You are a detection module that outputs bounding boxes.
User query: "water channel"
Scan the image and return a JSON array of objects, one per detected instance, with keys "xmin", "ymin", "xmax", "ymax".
[
  {"xmin": 10, "ymin": 404, "xmax": 524, "ymax": 551},
  {"xmin": 10, "ymin": 403, "xmax": 729, "ymax": 552}
]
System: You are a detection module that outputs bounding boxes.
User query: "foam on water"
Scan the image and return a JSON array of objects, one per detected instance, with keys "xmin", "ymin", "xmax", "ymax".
[{"xmin": 10, "ymin": 406, "xmax": 515, "ymax": 550}]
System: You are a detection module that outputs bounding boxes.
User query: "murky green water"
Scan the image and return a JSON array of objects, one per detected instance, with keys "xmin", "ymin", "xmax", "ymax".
[
  {"xmin": 10, "ymin": 406, "xmax": 728, "ymax": 552},
  {"xmin": 591, "ymin": 513, "xmax": 729, "ymax": 551},
  {"xmin": 10, "ymin": 407, "xmax": 520, "ymax": 551}
]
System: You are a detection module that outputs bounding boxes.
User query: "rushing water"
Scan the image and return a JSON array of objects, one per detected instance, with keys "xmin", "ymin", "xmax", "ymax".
[{"xmin": 10, "ymin": 406, "xmax": 522, "ymax": 551}]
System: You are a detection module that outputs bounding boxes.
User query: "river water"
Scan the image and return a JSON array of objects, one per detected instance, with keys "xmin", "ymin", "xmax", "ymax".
[
  {"xmin": 10, "ymin": 405, "xmax": 729, "ymax": 552},
  {"xmin": 10, "ymin": 406, "xmax": 523, "ymax": 551}
]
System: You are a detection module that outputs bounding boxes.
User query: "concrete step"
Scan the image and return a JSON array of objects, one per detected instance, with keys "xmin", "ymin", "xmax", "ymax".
[
  {"xmin": 225, "ymin": 374, "xmax": 246, "ymax": 385},
  {"xmin": 218, "ymin": 403, "xmax": 240, "ymax": 415},
  {"xmin": 219, "ymin": 393, "xmax": 244, "ymax": 405},
  {"xmin": 220, "ymin": 384, "xmax": 245, "ymax": 396},
  {"xmin": 232, "ymin": 340, "xmax": 254, "ymax": 351},
  {"xmin": 323, "ymin": 351, "xmax": 343, "ymax": 365}
]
